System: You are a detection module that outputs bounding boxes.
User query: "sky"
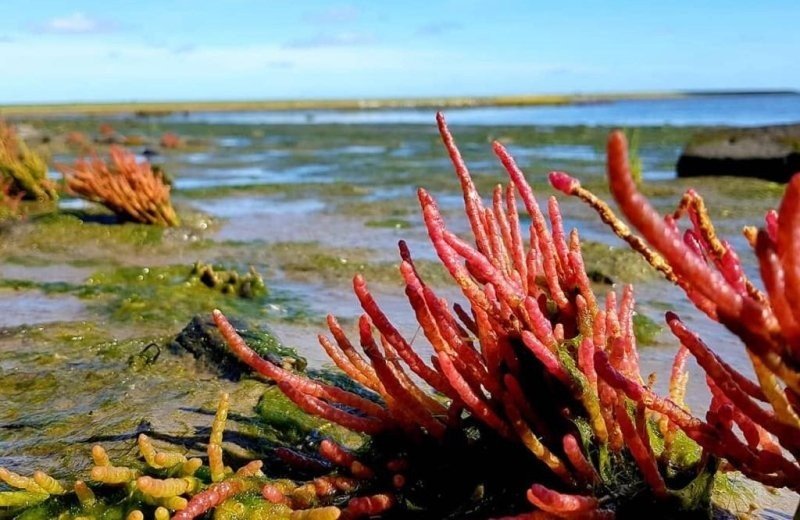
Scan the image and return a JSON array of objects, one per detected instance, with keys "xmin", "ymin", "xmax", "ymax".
[{"xmin": 0, "ymin": 0, "xmax": 798, "ymax": 103}]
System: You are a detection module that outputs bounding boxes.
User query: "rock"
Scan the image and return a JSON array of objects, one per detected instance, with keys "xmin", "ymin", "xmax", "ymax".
[
  {"xmin": 189, "ymin": 261, "xmax": 267, "ymax": 299},
  {"xmin": 676, "ymin": 124, "xmax": 800, "ymax": 182},
  {"xmin": 169, "ymin": 314, "xmax": 306, "ymax": 380}
]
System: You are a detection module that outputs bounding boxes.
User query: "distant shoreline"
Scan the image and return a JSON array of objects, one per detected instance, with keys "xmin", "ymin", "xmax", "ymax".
[{"xmin": 1, "ymin": 90, "xmax": 797, "ymax": 118}]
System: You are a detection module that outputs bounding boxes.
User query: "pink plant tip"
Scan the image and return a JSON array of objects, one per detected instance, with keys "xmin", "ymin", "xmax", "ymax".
[{"xmin": 548, "ymin": 171, "xmax": 580, "ymax": 194}]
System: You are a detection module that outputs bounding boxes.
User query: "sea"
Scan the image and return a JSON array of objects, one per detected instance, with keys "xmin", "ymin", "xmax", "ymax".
[{"xmin": 161, "ymin": 93, "xmax": 800, "ymax": 127}]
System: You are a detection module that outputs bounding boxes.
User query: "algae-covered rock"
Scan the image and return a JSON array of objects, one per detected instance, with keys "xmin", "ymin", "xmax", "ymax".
[
  {"xmin": 190, "ymin": 261, "xmax": 267, "ymax": 299},
  {"xmin": 169, "ymin": 314, "xmax": 306, "ymax": 380}
]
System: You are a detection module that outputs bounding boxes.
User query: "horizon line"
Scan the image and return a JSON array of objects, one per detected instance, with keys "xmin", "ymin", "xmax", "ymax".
[{"xmin": 2, "ymin": 89, "xmax": 798, "ymax": 117}]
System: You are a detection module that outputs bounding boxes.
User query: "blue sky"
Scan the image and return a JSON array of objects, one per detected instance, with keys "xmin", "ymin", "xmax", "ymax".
[{"xmin": 0, "ymin": 0, "xmax": 798, "ymax": 103}]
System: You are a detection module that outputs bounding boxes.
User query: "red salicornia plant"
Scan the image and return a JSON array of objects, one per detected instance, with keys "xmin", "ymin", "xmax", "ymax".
[
  {"xmin": 550, "ymin": 131, "xmax": 800, "ymax": 493},
  {"xmin": 59, "ymin": 145, "xmax": 179, "ymax": 226},
  {"xmin": 212, "ymin": 114, "xmax": 722, "ymax": 519},
  {"xmin": 65, "ymin": 131, "xmax": 94, "ymax": 154},
  {"xmin": 160, "ymin": 132, "xmax": 183, "ymax": 150}
]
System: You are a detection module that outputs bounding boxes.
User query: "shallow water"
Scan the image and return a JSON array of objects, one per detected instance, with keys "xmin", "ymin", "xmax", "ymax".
[
  {"xmin": 0, "ymin": 290, "xmax": 88, "ymax": 328},
  {"xmin": 161, "ymin": 93, "xmax": 800, "ymax": 127},
  {"xmin": 191, "ymin": 196, "xmax": 326, "ymax": 219}
]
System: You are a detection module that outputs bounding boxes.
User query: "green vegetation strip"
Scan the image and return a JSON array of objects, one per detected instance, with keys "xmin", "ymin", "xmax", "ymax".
[{"xmin": 0, "ymin": 92, "xmax": 696, "ymax": 117}]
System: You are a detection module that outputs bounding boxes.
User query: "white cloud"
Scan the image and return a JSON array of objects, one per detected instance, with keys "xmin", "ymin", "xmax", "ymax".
[{"xmin": 31, "ymin": 12, "xmax": 119, "ymax": 34}]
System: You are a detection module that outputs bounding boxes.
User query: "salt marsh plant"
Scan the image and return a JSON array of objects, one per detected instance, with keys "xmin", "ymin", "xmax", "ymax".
[
  {"xmin": 0, "ymin": 394, "xmax": 272, "ymax": 520},
  {"xmin": 551, "ymin": 130, "xmax": 800, "ymax": 494},
  {"xmin": 59, "ymin": 146, "xmax": 179, "ymax": 226},
  {"xmin": 65, "ymin": 131, "xmax": 94, "ymax": 154},
  {"xmin": 160, "ymin": 132, "xmax": 183, "ymax": 150},
  {"xmin": 0, "ymin": 120, "xmax": 58, "ymax": 201},
  {"xmin": 211, "ymin": 114, "xmax": 748, "ymax": 518}
]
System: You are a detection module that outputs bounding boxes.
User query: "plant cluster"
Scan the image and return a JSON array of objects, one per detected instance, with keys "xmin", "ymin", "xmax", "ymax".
[
  {"xmin": 0, "ymin": 394, "xmax": 274, "ymax": 520},
  {"xmin": 96, "ymin": 123, "xmax": 123, "ymax": 145},
  {"xmin": 59, "ymin": 146, "xmax": 180, "ymax": 226},
  {"xmin": 0, "ymin": 121, "xmax": 58, "ymax": 202},
  {"xmin": 207, "ymin": 114, "xmax": 788, "ymax": 518},
  {"xmin": 550, "ymin": 130, "xmax": 800, "ymax": 492},
  {"xmin": 64, "ymin": 131, "xmax": 94, "ymax": 154},
  {"xmin": 160, "ymin": 133, "xmax": 183, "ymax": 150}
]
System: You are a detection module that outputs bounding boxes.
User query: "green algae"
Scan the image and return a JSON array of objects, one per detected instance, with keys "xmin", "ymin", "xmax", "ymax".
[
  {"xmin": 580, "ymin": 240, "xmax": 659, "ymax": 283},
  {"xmin": 213, "ymin": 491, "xmax": 293, "ymax": 519},
  {"xmin": 0, "ymin": 279, "xmax": 77, "ymax": 294},
  {"xmin": 79, "ymin": 264, "xmax": 299, "ymax": 326},
  {"xmin": 254, "ymin": 385, "xmax": 364, "ymax": 450},
  {"xmin": 0, "ymin": 491, "xmax": 49, "ymax": 510},
  {"xmin": 632, "ymin": 313, "xmax": 662, "ymax": 346},
  {"xmin": 2, "ymin": 487, "xmax": 149, "ymax": 520},
  {"xmin": 0, "ymin": 263, "xmax": 313, "ymax": 329},
  {"xmin": 709, "ymin": 472, "xmax": 759, "ymax": 517},
  {"xmin": 334, "ymin": 196, "xmax": 417, "ymax": 219},
  {"xmin": 269, "ymin": 241, "xmax": 450, "ymax": 286},
  {"xmin": 0, "ymin": 208, "xmax": 218, "ymax": 272},
  {"xmin": 3, "ymin": 320, "xmax": 112, "ymax": 352},
  {"xmin": 0, "ymin": 254, "xmax": 100, "ymax": 270},
  {"xmin": 665, "ymin": 432, "xmax": 703, "ymax": 473},
  {"xmin": 24, "ymin": 212, "xmax": 165, "ymax": 251},
  {"xmin": 180, "ymin": 181, "xmax": 369, "ymax": 201}
]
